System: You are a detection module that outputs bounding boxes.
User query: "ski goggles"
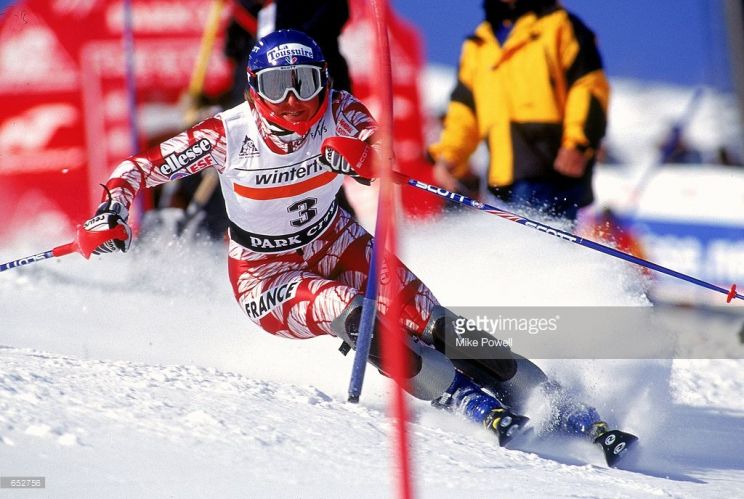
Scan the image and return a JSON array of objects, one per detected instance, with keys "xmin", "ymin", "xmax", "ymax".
[{"xmin": 254, "ymin": 65, "xmax": 325, "ymax": 104}]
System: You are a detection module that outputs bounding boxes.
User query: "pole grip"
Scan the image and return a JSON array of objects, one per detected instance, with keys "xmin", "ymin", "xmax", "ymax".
[
  {"xmin": 52, "ymin": 242, "xmax": 78, "ymax": 257},
  {"xmin": 74, "ymin": 224, "xmax": 129, "ymax": 259}
]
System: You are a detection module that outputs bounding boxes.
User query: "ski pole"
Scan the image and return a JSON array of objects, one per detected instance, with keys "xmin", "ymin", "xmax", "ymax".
[
  {"xmin": 152, "ymin": 0, "xmax": 226, "ymax": 214},
  {"xmin": 624, "ymin": 87, "xmax": 704, "ymax": 210},
  {"xmin": 175, "ymin": 169, "xmax": 220, "ymax": 237},
  {"xmin": 391, "ymin": 172, "xmax": 743, "ymax": 304},
  {"xmin": 347, "ymin": 235, "xmax": 380, "ymax": 403},
  {"xmin": 0, "ymin": 225, "xmax": 128, "ymax": 273}
]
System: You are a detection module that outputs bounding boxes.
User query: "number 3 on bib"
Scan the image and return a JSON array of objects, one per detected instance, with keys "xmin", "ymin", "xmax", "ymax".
[{"xmin": 288, "ymin": 198, "xmax": 318, "ymax": 227}]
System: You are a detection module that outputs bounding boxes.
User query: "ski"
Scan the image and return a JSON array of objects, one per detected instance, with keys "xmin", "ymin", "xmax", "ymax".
[
  {"xmin": 490, "ymin": 421, "xmax": 639, "ymax": 467},
  {"xmin": 593, "ymin": 429, "xmax": 639, "ymax": 467},
  {"xmin": 484, "ymin": 408, "xmax": 530, "ymax": 447}
]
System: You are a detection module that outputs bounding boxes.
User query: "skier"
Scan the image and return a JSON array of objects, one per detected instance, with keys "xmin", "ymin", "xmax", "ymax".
[{"xmin": 81, "ymin": 29, "xmax": 631, "ymax": 461}]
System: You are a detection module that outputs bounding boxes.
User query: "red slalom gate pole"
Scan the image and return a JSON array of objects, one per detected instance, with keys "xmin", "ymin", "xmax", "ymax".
[{"xmin": 369, "ymin": 0, "xmax": 413, "ymax": 497}]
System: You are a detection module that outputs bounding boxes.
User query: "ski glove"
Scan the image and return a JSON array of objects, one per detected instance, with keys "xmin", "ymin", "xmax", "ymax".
[
  {"xmin": 82, "ymin": 201, "xmax": 132, "ymax": 254},
  {"xmin": 320, "ymin": 136, "xmax": 375, "ymax": 181}
]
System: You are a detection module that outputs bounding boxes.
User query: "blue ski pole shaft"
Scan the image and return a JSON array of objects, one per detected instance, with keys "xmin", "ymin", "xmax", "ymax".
[
  {"xmin": 1, "ymin": 250, "xmax": 55, "ymax": 272},
  {"xmin": 626, "ymin": 87, "xmax": 704, "ymax": 209},
  {"xmin": 347, "ymin": 286, "xmax": 378, "ymax": 403},
  {"xmin": 0, "ymin": 241, "xmax": 78, "ymax": 272},
  {"xmin": 347, "ymin": 210, "xmax": 385, "ymax": 403},
  {"xmin": 392, "ymin": 172, "xmax": 743, "ymax": 304}
]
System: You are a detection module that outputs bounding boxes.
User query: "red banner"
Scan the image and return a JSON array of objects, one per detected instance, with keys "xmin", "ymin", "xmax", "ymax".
[
  {"xmin": 0, "ymin": 0, "xmax": 438, "ymax": 238},
  {"xmin": 0, "ymin": 0, "xmax": 232, "ymax": 237},
  {"xmin": 343, "ymin": 0, "xmax": 442, "ymax": 217}
]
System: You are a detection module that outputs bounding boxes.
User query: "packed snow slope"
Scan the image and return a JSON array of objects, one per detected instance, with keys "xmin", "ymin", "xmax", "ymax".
[{"xmin": 2, "ymin": 211, "xmax": 744, "ymax": 498}]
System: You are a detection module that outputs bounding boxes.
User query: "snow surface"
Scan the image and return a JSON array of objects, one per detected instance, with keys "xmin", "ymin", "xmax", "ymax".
[
  {"xmin": 2, "ymin": 66, "xmax": 744, "ymax": 497},
  {"xmin": 2, "ymin": 211, "xmax": 744, "ymax": 498}
]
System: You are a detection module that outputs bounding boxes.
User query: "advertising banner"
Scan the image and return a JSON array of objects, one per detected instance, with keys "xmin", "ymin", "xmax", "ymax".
[
  {"xmin": 0, "ymin": 0, "xmax": 232, "ymax": 236},
  {"xmin": 343, "ymin": 0, "xmax": 442, "ymax": 218}
]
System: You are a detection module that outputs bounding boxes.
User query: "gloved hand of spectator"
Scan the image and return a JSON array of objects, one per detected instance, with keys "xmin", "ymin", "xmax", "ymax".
[
  {"xmin": 554, "ymin": 146, "xmax": 589, "ymax": 177},
  {"xmin": 432, "ymin": 160, "xmax": 462, "ymax": 193},
  {"xmin": 82, "ymin": 200, "xmax": 132, "ymax": 255}
]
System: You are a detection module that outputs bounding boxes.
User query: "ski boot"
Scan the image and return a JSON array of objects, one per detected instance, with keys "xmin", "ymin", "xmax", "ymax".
[
  {"xmin": 563, "ymin": 408, "xmax": 638, "ymax": 467},
  {"xmin": 589, "ymin": 421, "xmax": 638, "ymax": 467},
  {"xmin": 563, "ymin": 403, "xmax": 603, "ymax": 436},
  {"xmin": 434, "ymin": 370, "xmax": 529, "ymax": 446}
]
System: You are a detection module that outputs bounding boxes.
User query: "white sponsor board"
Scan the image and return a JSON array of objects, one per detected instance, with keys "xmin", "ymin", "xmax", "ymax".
[{"xmin": 593, "ymin": 163, "xmax": 744, "ymax": 305}]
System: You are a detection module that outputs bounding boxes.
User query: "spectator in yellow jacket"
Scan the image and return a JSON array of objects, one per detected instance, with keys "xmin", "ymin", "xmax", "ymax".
[{"xmin": 429, "ymin": 0, "xmax": 610, "ymax": 220}]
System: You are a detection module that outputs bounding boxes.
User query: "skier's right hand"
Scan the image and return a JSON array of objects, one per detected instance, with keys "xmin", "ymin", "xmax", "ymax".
[
  {"xmin": 81, "ymin": 201, "xmax": 132, "ymax": 255},
  {"xmin": 320, "ymin": 136, "xmax": 375, "ymax": 179}
]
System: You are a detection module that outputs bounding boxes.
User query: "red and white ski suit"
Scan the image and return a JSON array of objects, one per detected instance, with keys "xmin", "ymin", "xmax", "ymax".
[{"xmin": 103, "ymin": 90, "xmax": 438, "ymax": 339}]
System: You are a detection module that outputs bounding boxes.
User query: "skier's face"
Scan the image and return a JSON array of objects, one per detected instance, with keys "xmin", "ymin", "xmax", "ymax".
[{"xmin": 262, "ymin": 92, "xmax": 321, "ymax": 125}]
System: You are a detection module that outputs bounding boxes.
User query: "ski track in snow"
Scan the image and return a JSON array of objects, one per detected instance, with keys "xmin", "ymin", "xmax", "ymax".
[{"xmin": 1, "ymin": 213, "xmax": 744, "ymax": 498}]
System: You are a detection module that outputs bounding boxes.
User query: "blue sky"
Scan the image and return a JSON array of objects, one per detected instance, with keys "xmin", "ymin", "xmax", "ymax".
[
  {"xmin": 392, "ymin": 0, "xmax": 732, "ymax": 89},
  {"xmin": 1, "ymin": 0, "xmax": 733, "ymax": 88}
]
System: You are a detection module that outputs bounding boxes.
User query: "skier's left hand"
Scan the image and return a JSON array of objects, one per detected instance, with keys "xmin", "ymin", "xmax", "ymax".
[{"xmin": 320, "ymin": 136, "xmax": 375, "ymax": 180}]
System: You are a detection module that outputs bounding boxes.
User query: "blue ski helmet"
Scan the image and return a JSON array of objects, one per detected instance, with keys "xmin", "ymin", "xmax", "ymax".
[{"xmin": 247, "ymin": 29, "xmax": 329, "ymax": 95}]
